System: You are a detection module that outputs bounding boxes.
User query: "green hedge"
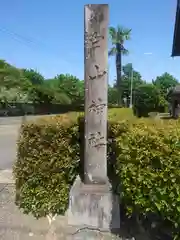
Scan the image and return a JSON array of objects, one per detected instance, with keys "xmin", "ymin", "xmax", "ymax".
[
  {"xmin": 13, "ymin": 116, "xmax": 180, "ymax": 238},
  {"xmin": 133, "ymin": 84, "xmax": 168, "ymax": 117},
  {"xmin": 13, "ymin": 115, "xmax": 121, "ymax": 217},
  {"xmin": 116, "ymin": 120, "xmax": 180, "ymax": 237},
  {"xmin": 13, "ymin": 115, "xmax": 80, "ymax": 218}
]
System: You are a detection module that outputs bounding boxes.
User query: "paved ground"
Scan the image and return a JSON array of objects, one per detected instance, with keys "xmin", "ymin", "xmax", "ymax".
[
  {"xmin": 0, "ymin": 170, "xmax": 146, "ymax": 240},
  {"xmin": 0, "ymin": 115, "xmax": 54, "ymax": 170},
  {"xmin": 0, "ymin": 116, "xmax": 24, "ymax": 170},
  {"xmin": 0, "ymin": 184, "xmax": 129, "ymax": 239},
  {"xmin": 0, "ymin": 125, "xmax": 20, "ymax": 170},
  {"xmin": 0, "ymin": 184, "xmax": 68, "ymax": 239},
  {"xmin": 0, "ymin": 115, "xmax": 146, "ymax": 239}
]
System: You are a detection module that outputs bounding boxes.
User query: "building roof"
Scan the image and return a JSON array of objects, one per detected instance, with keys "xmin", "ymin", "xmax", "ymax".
[
  {"xmin": 172, "ymin": 85, "xmax": 180, "ymax": 94},
  {"xmin": 172, "ymin": 0, "xmax": 180, "ymax": 57}
]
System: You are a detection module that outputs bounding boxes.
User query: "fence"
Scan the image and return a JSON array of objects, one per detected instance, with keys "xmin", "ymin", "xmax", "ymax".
[{"xmin": 0, "ymin": 103, "xmax": 85, "ymax": 117}]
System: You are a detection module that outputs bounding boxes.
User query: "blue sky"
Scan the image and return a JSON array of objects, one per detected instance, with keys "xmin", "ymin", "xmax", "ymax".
[{"xmin": 0, "ymin": 0, "xmax": 179, "ymax": 85}]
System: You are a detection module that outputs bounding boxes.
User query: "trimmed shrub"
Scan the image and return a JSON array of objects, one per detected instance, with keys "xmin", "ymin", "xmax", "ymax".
[
  {"xmin": 115, "ymin": 119, "xmax": 180, "ymax": 237},
  {"xmin": 14, "ymin": 113, "xmax": 180, "ymax": 238},
  {"xmin": 13, "ymin": 115, "xmax": 80, "ymax": 219},
  {"xmin": 13, "ymin": 115, "xmax": 124, "ymax": 219}
]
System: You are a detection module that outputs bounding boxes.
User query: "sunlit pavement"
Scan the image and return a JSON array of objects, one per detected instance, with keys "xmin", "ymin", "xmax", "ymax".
[
  {"xmin": 0, "ymin": 184, "xmax": 68, "ymax": 240},
  {"xmin": 0, "ymin": 125, "xmax": 20, "ymax": 170},
  {"xmin": 0, "ymin": 115, "xmax": 54, "ymax": 170},
  {"xmin": 0, "ymin": 170, "xmax": 14, "ymax": 184}
]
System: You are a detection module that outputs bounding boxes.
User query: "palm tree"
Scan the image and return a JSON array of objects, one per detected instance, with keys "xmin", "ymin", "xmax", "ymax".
[{"xmin": 109, "ymin": 25, "xmax": 131, "ymax": 106}]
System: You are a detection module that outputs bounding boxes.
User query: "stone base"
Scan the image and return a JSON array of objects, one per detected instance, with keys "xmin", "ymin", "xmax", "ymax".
[
  {"xmin": 66, "ymin": 229, "xmax": 121, "ymax": 240},
  {"xmin": 67, "ymin": 176, "xmax": 120, "ymax": 231}
]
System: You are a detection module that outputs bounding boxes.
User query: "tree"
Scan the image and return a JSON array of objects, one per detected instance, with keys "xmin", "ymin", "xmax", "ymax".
[
  {"xmin": 133, "ymin": 84, "xmax": 166, "ymax": 117},
  {"xmin": 0, "ymin": 60, "xmax": 31, "ymax": 90},
  {"xmin": 109, "ymin": 25, "xmax": 131, "ymax": 106},
  {"xmin": 29, "ymin": 85, "xmax": 55, "ymax": 104},
  {"xmin": 112, "ymin": 64, "xmax": 144, "ymax": 107},
  {"xmin": 0, "ymin": 60, "xmax": 33, "ymax": 105},
  {"xmin": 122, "ymin": 63, "xmax": 142, "ymax": 81},
  {"xmin": 50, "ymin": 74, "xmax": 84, "ymax": 105},
  {"xmin": 121, "ymin": 63, "xmax": 144, "ymax": 104},
  {"xmin": 0, "ymin": 87, "xmax": 30, "ymax": 103},
  {"xmin": 108, "ymin": 85, "xmax": 118, "ymax": 105},
  {"xmin": 22, "ymin": 69, "xmax": 44, "ymax": 85},
  {"xmin": 153, "ymin": 72, "xmax": 178, "ymax": 96}
]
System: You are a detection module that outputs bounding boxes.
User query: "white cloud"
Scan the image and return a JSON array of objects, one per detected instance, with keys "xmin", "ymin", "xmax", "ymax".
[{"xmin": 144, "ymin": 52, "xmax": 153, "ymax": 55}]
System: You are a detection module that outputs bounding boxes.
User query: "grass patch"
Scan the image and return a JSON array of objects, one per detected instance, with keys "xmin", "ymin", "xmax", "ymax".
[{"xmin": 58, "ymin": 108, "xmax": 135, "ymax": 122}]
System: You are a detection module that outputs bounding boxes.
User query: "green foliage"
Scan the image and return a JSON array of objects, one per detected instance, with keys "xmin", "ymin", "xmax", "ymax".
[
  {"xmin": 153, "ymin": 72, "xmax": 178, "ymax": 96},
  {"xmin": 13, "ymin": 115, "xmax": 80, "ymax": 218},
  {"xmin": 108, "ymin": 108, "xmax": 135, "ymax": 121},
  {"xmin": 13, "ymin": 109, "xmax": 132, "ymax": 219},
  {"xmin": 0, "ymin": 87, "xmax": 30, "ymax": 103},
  {"xmin": 133, "ymin": 84, "xmax": 167, "ymax": 117},
  {"xmin": 108, "ymin": 26, "xmax": 131, "ymax": 57},
  {"xmin": 22, "ymin": 69, "xmax": 44, "ymax": 85},
  {"xmin": 53, "ymin": 74, "xmax": 84, "ymax": 104},
  {"xmin": 121, "ymin": 64, "xmax": 144, "ymax": 103},
  {"xmin": 29, "ymin": 85, "xmax": 55, "ymax": 104},
  {"xmin": 13, "ymin": 111, "xmax": 180, "ymax": 237},
  {"xmin": 0, "ymin": 60, "xmax": 33, "ymax": 104},
  {"xmin": 0, "ymin": 60, "xmax": 85, "ymax": 106},
  {"xmin": 108, "ymin": 85, "xmax": 118, "ymax": 105},
  {"xmin": 109, "ymin": 26, "xmax": 131, "ymax": 105},
  {"xmin": 0, "ymin": 59, "xmax": 178, "ymax": 110},
  {"xmin": 111, "ymin": 64, "xmax": 144, "ymax": 106},
  {"xmin": 44, "ymin": 74, "xmax": 84, "ymax": 104},
  {"xmin": 115, "ymin": 119, "xmax": 180, "ymax": 237},
  {"xmin": 158, "ymin": 94, "xmax": 169, "ymax": 113}
]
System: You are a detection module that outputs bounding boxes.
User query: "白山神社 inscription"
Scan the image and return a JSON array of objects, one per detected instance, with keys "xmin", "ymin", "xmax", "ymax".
[
  {"xmin": 88, "ymin": 131, "xmax": 106, "ymax": 149},
  {"xmin": 88, "ymin": 99, "xmax": 106, "ymax": 114},
  {"xmin": 88, "ymin": 64, "xmax": 107, "ymax": 80},
  {"xmin": 85, "ymin": 32, "xmax": 104, "ymax": 59},
  {"xmin": 68, "ymin": 5, "xmax": 120, "ymax": 234},
  {"xmin": 84, "ymin": 4, "xmax": 108, "ymax": 184}
]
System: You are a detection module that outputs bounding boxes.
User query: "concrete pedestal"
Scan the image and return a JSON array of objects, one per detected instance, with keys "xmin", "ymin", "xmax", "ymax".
[
  {"xmin": 67, "ymin": 229, "xmax": 121, "ymax": 240},
  {"xmin": 67, "ymin": 176, "xmax": 120, "ymax": 232}
]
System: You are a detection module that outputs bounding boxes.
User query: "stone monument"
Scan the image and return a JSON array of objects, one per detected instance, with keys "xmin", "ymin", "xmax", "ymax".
[{"xmin": 67, "ymin": 4, "xmax": 120, "ymax": 238}]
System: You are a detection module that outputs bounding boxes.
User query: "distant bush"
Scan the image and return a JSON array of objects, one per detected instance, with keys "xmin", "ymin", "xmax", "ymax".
[{"xmin": 133, "ymin": 84, "xmax": 168, "ymax": 117}]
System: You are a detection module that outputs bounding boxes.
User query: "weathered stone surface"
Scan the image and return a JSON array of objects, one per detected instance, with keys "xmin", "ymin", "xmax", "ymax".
[
  {"xmin": 67, "ymin": 4, "xmax": 121, "ymax": 238},
  {"xmin": 67, "ymin": 228, "xmax": 121, "ymax": 240},
  {"xmin": 84, "ymin": 4, "xmax": 109, "ymax": 184},
  {"xmin": 67, "ymin": 176, "xmax": 120, "ymax": 231}
]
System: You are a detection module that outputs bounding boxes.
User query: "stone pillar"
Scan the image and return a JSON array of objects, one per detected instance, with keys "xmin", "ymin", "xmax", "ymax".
[
  {"xmin": 84, "ymin": 4, "xmax": 108, "ymax": 184},
  {"xmin": 67, "ymin": 5, "xmax": 120, "ymax": 238}
]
